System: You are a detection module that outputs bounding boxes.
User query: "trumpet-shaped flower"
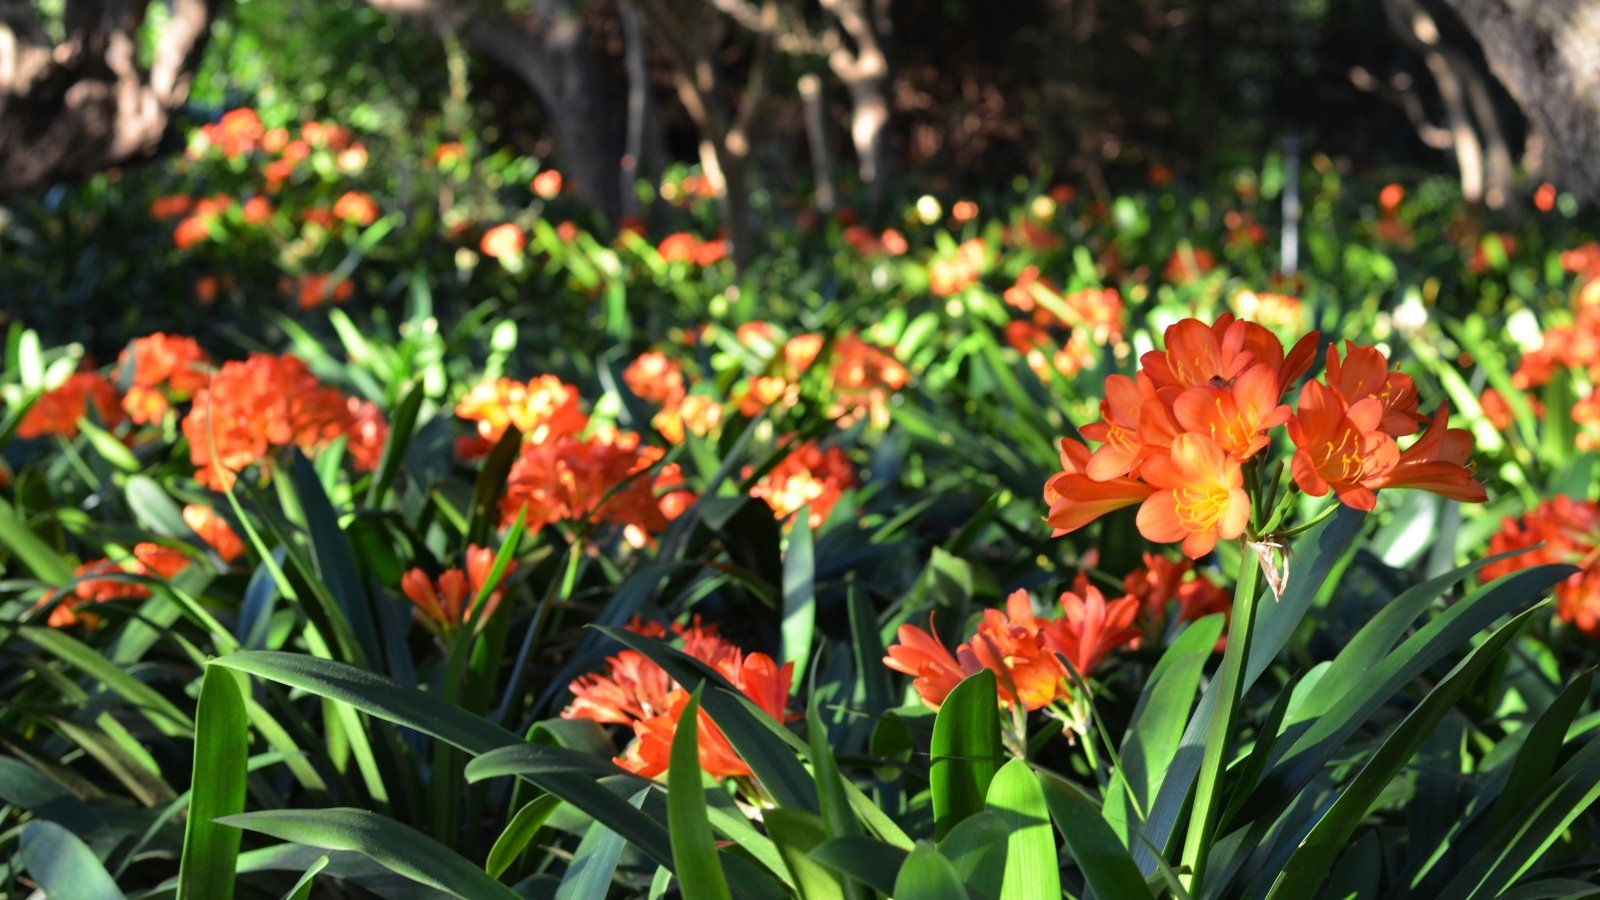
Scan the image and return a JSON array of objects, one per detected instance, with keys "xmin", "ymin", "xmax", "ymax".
[{"xmin": 1136, "ymin": 433, "xmax": 1251, "ymax": 558}]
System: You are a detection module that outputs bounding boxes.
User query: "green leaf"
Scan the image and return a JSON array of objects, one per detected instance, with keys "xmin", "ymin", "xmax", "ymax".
[
  {"xmin": 278, "ymin": 855, "xmax": 329, "ymax": 900},
  {"xmin": 1039, "ymin": 772, "xmax": 1154, "ymax": 900},
  {"xmin": 77, "ymin": 416, "xmax": 138, "ymax": 473},
  {"xmin": 177, "ymin": 666, "xmax": 250, "ymax": 900},
  {"xmin": 893, "ymin": 842, "xmax": 970, "ymax": 900},
  {"xmin": 23, "ymin": 625, "xmax": 192, "ymax": 737},
  {"xmin": 0, "ymin": 495, "xmax": 74, "ymax": 583},
  {"xmin": 466, "ymin": 744, "xmax": 674, "ymax": 868},
  {"xmin": 809, "ymin": 836, "xmax": 909, "ymax": 895},
  {"xmin": 764, "ymin": 809, "xmax": 845, "ymax": 899},
  {"xmin": 288, "ymin": 452, "xmax": 382, "ymax": 666},
  {"xmin": 938, "ymin": 811, "xmax": 1008, "ymax": 899},
  {"xmin": 486, "ymin": 794, "xmax": 562, "ymax": 878},
  {"xmin": 19, "ymin": 819, "xmax": 126, "ymax": 900},
  {"xmin": 556, "ymin": 788, "xmax": 651, "ymax": 900},
  {"xmin": 669, "ymin": 688, "xmax": 733, "ymax": 900},
  {"xmin": 930, "ymin": 669, "xmax": 1001, "ymax": 840},
  {"xmin": 367, "ymin": 380, "xmax": 425, "ymax": 507},
  {"xmin": 781, "ymin": 508, "xmax": 816, "ymax": 689},
  {"xmin": 125, "ymin": 474, "xmax": 191, "ymax": 539},
  {"xmin": 1265, "ymin": 604, "xmax": 1547, "ymax": 898},
  {"xmin": 217, "ymin": 808, "xmax": 519, "ymax": 900},
  {"xmin": 1104, "ymin": 614, "xmax": 1222, "ymax": 838},
  {"xmin": 213, "ymin": 651, "xmax": 520, "ymax": 754},
  {"xmin": 986, "ymin": 759, "xmax": 1060, "ymax": 900},
  {"xmin": 1486, "ymin": 668, "xmax": 1594, "ymax": 837},
  {"xmin": 1136, "ymin": 507, "xmax": 1364, "ymax": 870}
]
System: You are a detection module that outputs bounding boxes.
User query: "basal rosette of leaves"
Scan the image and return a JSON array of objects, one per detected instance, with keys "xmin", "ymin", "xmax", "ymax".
[{"xmin": 0, "ymin": 171, "xmax": 1598, "ymax": 898}]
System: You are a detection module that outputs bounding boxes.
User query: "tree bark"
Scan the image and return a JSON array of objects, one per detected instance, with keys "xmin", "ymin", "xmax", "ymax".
[
  {"xmin": 1438, "ymin": 0, "xmax": 1600, "ymax": 202},
  {"xmin": 1384, "ymin": 0, "xmax": 1486, "ymax": 202},
  {"xmin": 366, "ymin": 0, "xmax": 625, "ymax": 225},
  {"xmin": 0, "ymin": 0, "xmax": 221, "ymax": 198}
]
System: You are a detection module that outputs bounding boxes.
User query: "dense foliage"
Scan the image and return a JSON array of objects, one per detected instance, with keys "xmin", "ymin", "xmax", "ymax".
[{"xmin": 1, "ymin": 100, "xmax": 1599, "ymax": 899}]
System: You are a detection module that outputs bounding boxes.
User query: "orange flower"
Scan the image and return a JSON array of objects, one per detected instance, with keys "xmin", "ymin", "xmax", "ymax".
[
  {"xmin": 1368, "ymin": 404, "xmax": 1486, "ymax": 503},
  {"xmin": 532, "ymin": 169, "xmax": 564, "ymax": 198},
  {"xmin": 623, "ymin": 351, "xmax": 687, "ymax": 408},
  {"xmin": 1123, "ymin": 551, "xmax": 1229, "ymax": 646},
  {"xmin": 345, "ymin": 397, "xmax": 389, "ymax": 472},
  {"xmin": 455, "ymin": 375, "xmax": 587, "ymax": 449},
  {"xmin": 1043, "ymin": 438, "xmax": 1155, "ymax": 536},
  {"xmin": 1162, "ymin": 247, "xmax": 1214, "ymax": 284},
  {"xmin": 295, "ymin": 274, "xmax": 354, "ymax": 310},
  {"xmin": 119, "ymin": 333, "xmax": 210, "ymax": 424},
  {"xmin": 480, "ymin": 223, "xmax": 526, "ymax": 260},
  {"xmin": 333, "ymin": 191, "xmax": 379, "ymax": 226},
  {"xmin": 1171, "ymin": 363, "xmax": 1290, "ymax": 460},
  {"xmin": 37, "ymin": 543, "xmax": 191, "ymax": 628},
  {"xmin": 747, "ymin": 442, "xmax": 855, "ymax": 529},
  {"xmin": 1080, "ymin": 373, "xmax": 1176, "ymax": 480},
  {"xmin": 1286, "ymin": 380, "xmax": 1397, "ymax": 512},
  {"xmin": 173, "ymin": 214, "xmax": 214, "ymax": 250},
  {"xmin": 181, "ymin": 353, "xmax": 369, "ymax": 489},
  {"xmin": 564, "ymin": 619, "xmax": 792, "ymax": 779},
  {"xmin": 1136, "ymin": 433, "xmax": 1251, "ymax": 558},
  {"xmin": 433, "ymin": 142, "xmax": 467, "ymax": 167},
  {"xmin": 18, "ymin": 372, "xmax": 123, "ymax": 440},
  {"xmin": 149, "ymin": 195, "xmax": 194, "ymax": 220},
  {"xmin": 183, "ymin": 504, "xmax": 246, "ymax": 564},
  {"xmin": 400, "ymin": 545, "xmax": 517, "ymax": 636},
  {"xmin": 1484, "ymin": 496, "xmax": 1600, "ymax": 635},
  {"xmin": 884, "ymin": 615, "xmax": 978, "ymax": 710},
  {"xmin": 1379, "ymin": 183, "xmax": 1405, "ymax": 213},
  {"xmin": 963, "ymin": 593, "xmax": 1071, "ymax": 710},
  {"xmin": 1323, "ymin": 342, "xmax": 1421, "ymax": 436},
  {"xmin": 500, "ymin": 430, "xmax": 688, "ymax": 545},
  {"xmin": 1040, "ymin": 575, "xmax": 1143, "ymax": 677}
]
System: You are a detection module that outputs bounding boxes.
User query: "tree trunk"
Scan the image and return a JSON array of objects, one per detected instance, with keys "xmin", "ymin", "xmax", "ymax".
[
  {"xmin": 799, "ymin": 73, "xmax": 836, "ymax": 213},
  {"xmin": 1437, "ymin": 0, "xmax": 1600, "ymax": 202},
  {"xmin": 821, "ymin": 0, "xmax": 894, "ymax": 210},
  {"xmin": 366, "ymin": 0, "xmax": 625, "ymax": 225},
  {"xmin": 1384, "ymin": 0, "xmax": 1486, "ymax": 202},
  {"xmin": 0, "ymin": 0, "xmax": 221, "ymax": 198}
]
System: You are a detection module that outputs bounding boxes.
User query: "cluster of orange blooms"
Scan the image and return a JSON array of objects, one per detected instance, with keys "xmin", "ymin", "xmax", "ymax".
[
  {"xmin": 38, "ymin": 543, "xmax": 190, "ymax": 628},
  {"xmin": 1001, "ymin": 266, "xmax": 1126, "ymax": 382},
  {"xmin": 400, "ymin": 545, "xmax": 517, "ymax": 637},
  {"xmin": 1162, "ymin": 247, "xmax": 1217, "ymax": 285},
  {"xmin": 17, "ymin": 372, "xmax": 124, "ymax": 440},
  {"xmin": 928, "ymin": 238, "xmax": 988, "ymax": 296},
  {"xmin": 747, "ymin": 441, "xmax": 856, "ymax": 529},
  {"xmin": 730, "ymin": 325, "xmax": 909, "ymax": 430},
  {"xmin": 656, "ymin": 232, "xmax": 729, "ymax": 267},
  {"xmin": 886, "ymin": 576, "xmax": 1143, "ymax": 714},
  {"xmin": 1483, "ymin": 497, "xmax": 1600, "ymax": 636},
  {"xmin": 1046, "ymin": 314, "xmax": 1486, "ymax": 559},
  {"xmin": 454, "ymin": 375, "xmax": 690, "ymax": 545},
  {"xmin": 480, "ymin": 223, "xmax": 527, "ymax": 261},
  {"xmin": 842, "ymin": 225, "xmax": 910, "ymax": 257},
  {"xmin": 119, "ymin": 333, "xmax": 211, "ymax": 424},
  {"xmin": 622, "ymin": 351, "xmax": 723, "ymax": 444},
  {"xmin": 190, "ymin": 108, "xmax": 367, "ymax": 188},
  {"xmin": 1495, "ymin": 243, "xmax": 1600, "ymax": 450},
  {"xmin": 182, "ymin": 504, "xmax": 247, "ymax": 564},
  {"xmin": 563, "ymin": 618, "xmax": 793, "ymax": 779},
  {"xmin": 182, "ymin": 352, "xmax": 387, "ymax": 490}
]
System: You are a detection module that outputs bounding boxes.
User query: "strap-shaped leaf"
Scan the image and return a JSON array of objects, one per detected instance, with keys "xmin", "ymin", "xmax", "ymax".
[
  {"xmin": 1264, "ymin": 605, "xmax": 1547, "ymax": 898},
  {"xmin": 1039, "ymin": 772, "xmax": 1154, "ymax": 900},
  {"xmin": 930, "ymin": 669, "xmax": 1002, "ymax": 841},
  {"xmin": 892, "ymin": 842, "xmax": 970, "ymax": 900},
  {"xmin": 986, "ymin": 759, "xmax": 1061, "ymax": 900},
  {"xmin": 19, "ymin": 819, "xmax": 127, "ymax": 900},
  {"xmin": 669, "ymin": 688, "xmax": 733, "ymax": 900},
  {"xmin": 177, "ymin": 666, "xmax": 250, "ymax": 900},
  {"xmin": 217, "ymin": 808, "xmax": 519, "ymax": 900}
]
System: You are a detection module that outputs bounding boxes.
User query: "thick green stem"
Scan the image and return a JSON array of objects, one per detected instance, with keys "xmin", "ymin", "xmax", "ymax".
[{"xmin": 1179, "ymin": 545, "xmax": 1261, "ymax": 892}]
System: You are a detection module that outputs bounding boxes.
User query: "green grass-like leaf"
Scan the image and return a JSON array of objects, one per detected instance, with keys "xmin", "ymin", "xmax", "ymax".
[
  {"xmin": 930, "ymin": 669, "xmax": 1002, "ymax": 841},
  {"xmin": 177, "ymin": 666, "xmax": 250, "ymax": 900},
  {"xmin": 668, "ymin": 687, "xmax": 733, "ymax": 900}
]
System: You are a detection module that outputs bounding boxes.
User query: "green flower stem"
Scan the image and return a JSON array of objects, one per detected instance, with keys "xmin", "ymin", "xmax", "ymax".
[{"xmin": 1179, "ymin": 544, "xmax": 1261, "ymax": 892}]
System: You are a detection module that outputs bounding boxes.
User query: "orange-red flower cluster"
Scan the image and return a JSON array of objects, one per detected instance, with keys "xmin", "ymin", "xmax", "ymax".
[
  {"xmin": 37, "ymin": 543, "xmax": 190, "ymax": 628},
  {"xmin": 119, "ymin": 334, "xmax": 210, "ymax": 425},
  {"xmin": 1510, "ymin": 246, "xmax": 1600, "ymax": 449},
  {"xmin": 183, "ymin": 504, "xmax": 246, "ymax": 564},
  {"xmin": 500, "ymin": 429, "xmax": 690, "ymax": 546},
  {"xmin": 400, "ymin": 545, "xmax": 517, "ymax": 636},
  {"xmin": 1046, "ymin": 315, "xmax": 1484, "ymax": 558},
  {"xmin": 748, "ymin": 441, "xmax": 855, "ymax": 529},
  {"xmin": 885, "ymin": 577, "xmax": 1141, "ymax": 711},
  {"xmin": 657, "ymin": 232, "xmax": 728, "ymax": 267},
  {"xmin": 842, "ymin": 226, "xmax": 910, "ymax": 257},
  {"xmin": 623, "ymin": 351, "xmax": 724, "ymax": 444},
  {"xmin": 563, "ymin": 618, "xmax": 794, "ymax": 779},
  {"xmin": 1162, "ymin": 247, "xmax": 1216, "ymax": 285},
  {"xmin": 181, "ymin": 353, "xmax": 384, "ymax": 489},
  {"xmin": 732, "ymin": 329, "xmax": 909, "ymax": 429},
  {"xmin": 17, "ymin": 372, "xmax": 124, "ymax": 440},
  {"xmin": 480, "ymin": 223, "xmax": 526, "ymax": 260},
  {"xmin": 928, "ymin": 238, "xmax": 987, "ymax": 296},
  {"xmin": 1124, "ymin": 551, "xmax": 1230, "ymax": 644},
  {"xmin": 1483, "ymin": 497, "xmax": 1600, "ymax": 636},
  {"xmin": 454, "ymin": 375, "xmax": 588, "ymax": 459}
]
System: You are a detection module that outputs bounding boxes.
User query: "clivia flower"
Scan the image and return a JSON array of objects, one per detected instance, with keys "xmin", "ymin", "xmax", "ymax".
[
  {"xmin": 1046, "ymin": 314, "xmax": 1485, "ymax": 560},
  {"xmin": 400, "ymin": 545, "xmax": 516, "ymax": 636}
]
